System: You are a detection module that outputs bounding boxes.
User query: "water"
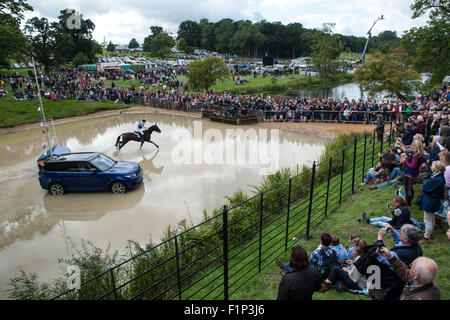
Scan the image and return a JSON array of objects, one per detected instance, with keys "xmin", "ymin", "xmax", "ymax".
[
  {"xmin": 296, "ymin": 82, "xmax": 366, "ymax": 100},
  {"xmin": 0, "ymin": 113, "xmax": 330, "ymax": 298}
]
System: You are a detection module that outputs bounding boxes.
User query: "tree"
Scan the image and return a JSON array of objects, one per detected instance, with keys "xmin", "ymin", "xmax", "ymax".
[
  {"xmin": 354, "ymin": 47, "xmax": 420, "ymax": 100},
  {"xmin": 143, "ymin": 25, "xmax": 164, "ymax": 52},
  {"xmin": 187, "ymin": 56, "xmax": 229, "ymax": 91},
  {"xmin": 402, "ymin": 0, "xmax": 450, "ymax": 86},
  {"xmin": 199, "ymin": 19, "xmax": 216, "ymax": 51},
  {"xmin": 51, "ymin": 9, "xmax": 98, "ymax": 64},
  {"xmin": 177, "ymin": 38, "xmax": 187, "ymax": 51},
  {"xmin": 311, "ymin": 23, "xmax": 344, "ymax": 80},
  {"xmin": 410, "ymin": 0, "xmax": 450, "ymax": 18},
  {"xmin": 150, "ymin": 32, "xmax": 175, "ymax": 59},
  {"xmin": 128, "ymin": 38, "xmax": 139, "ymax": 49},
  {"xmin": 214, "ymin": 19, "xmax": 236, "ymax": 53},
  {"xmin": 178, "ymin": 20, "xmax": 201, "ymax": 47},
  {"xmin": 0, "ymin": 0, "xmax": 33, "ymax": 66},
  {"xmin": 106, "ymin": 41, "xmax": 116, "ymax": 52},
  {"xmin": 185, "ymin": 46, "xmax": 194, "ymax": 55},
  {"xmin": 25, "ymin": 17, "xmax": 56, "ymax": 72},
  {"xmin": 73, "ymin": 52, "xmax": 89, "ymax": 66}
]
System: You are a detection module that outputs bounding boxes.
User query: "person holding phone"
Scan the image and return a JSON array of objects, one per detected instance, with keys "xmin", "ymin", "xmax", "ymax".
[{"xmin": 359, "ymin": 196, "xmax": 411, "ymax": 230}]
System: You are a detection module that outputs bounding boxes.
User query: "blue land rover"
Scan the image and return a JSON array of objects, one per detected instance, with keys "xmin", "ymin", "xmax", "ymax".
[{"xmin": 38, "ymin": 152, "xmax": 143, "ymax": 195}]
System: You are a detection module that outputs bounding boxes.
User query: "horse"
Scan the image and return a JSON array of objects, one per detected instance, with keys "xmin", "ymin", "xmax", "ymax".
[{"xmin": 115, "ymin": 124, "xmax": 161, "ymax": 151}]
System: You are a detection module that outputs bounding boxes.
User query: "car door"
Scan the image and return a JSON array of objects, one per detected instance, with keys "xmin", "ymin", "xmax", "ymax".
[
  {"xmin": 76, "ymin": 162, "xmax": 109, "ymax": 190},
  {"xmin": 60, "ymin": 162, "xmax": 84, "ymax": 190}
]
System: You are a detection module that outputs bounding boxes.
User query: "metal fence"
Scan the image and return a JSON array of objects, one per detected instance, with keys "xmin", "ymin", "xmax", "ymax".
[
  {"xmin": 52, "ymin": 124, "xmax": 395, "ymax": 300},
  {"xmin": 132, "ymin": 95, "xmax": 432, "ymax": 124}
]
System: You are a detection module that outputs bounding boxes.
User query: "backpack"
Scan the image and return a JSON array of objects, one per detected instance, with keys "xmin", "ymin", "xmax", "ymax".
[{"xmin": 319, "ymin": 248, "xmax": 340, "ymax": 280}]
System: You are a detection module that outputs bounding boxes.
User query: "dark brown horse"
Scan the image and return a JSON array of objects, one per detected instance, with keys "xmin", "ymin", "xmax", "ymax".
[{"xmin": 115, "ymin": 125, "xmax": 161, "ymax": 151}]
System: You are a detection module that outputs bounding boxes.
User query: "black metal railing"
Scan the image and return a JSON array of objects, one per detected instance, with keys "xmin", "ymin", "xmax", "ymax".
[{"xmin": 51, "ymin": 124, "xmax": 395, "ymax": 300}]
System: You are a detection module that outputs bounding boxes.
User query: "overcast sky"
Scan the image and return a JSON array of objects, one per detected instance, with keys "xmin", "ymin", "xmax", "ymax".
[{"xmin": 23, "ymin": 0, "xmax": 429, "ymax": 45}]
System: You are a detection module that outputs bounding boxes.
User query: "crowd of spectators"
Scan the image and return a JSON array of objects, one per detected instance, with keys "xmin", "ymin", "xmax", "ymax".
[
  {"xmin": 2, "ymin": 66, "xmax": 448, "ymax": 124},
  {"xmin": 276, "ymin": 229, "xmax": 441, "ymax": 300}
]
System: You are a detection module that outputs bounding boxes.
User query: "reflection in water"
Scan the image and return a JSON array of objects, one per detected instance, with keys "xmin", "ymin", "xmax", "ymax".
[
  {"xmin": 0, "ymin": 113, "xmax": 329, "ymax": 298},
  {"xmin": 296, "ymin": 83, "xmax": 366, "ymax": 100}
]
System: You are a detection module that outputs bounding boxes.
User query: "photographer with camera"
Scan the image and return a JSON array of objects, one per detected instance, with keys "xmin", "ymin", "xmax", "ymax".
[
  {"xmin": 377, "ymin": 247, "xmax": 440, "ymax": 300},
  {"xmin": 368, "ymin": 224, "xmax": 423, "ymax": 300}
]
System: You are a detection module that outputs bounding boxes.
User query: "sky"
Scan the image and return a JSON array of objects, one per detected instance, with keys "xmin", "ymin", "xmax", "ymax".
[{"xmin": 23, "ymin": 0, "xmax": 430, "ymax": 45}]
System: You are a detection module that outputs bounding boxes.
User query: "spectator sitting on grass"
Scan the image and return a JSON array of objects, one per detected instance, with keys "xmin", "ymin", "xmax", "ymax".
[
  {"xmin": 277, "ymin": 246, "xmax": 321, "ymax": 300},
  {"xmin": 320, "ymin": 238, "xmax": 368, "ymax": 293},
  {"xmin": 330, "ymin": 235, "xmax": 348, "ymax": 267},
  {"xmin": 277, "ymin": 232, "xmax": 337, "ymax": 276},
  {"xmin": 377, "ymin": 247, "xmax": 440, "ymax": 300},
  {"xmin": 362, "ymin": 161, "xmax": 390, "ymax": 185},
  {"xmin": 0, "ymin": 86, "xmax": 7, "ymax": 98},
  {"xmin": 359, "ymin": 196, "xmax": 411, "ymax": 230},
  {"xmin": 346, "ymin": 234, "xmax": 359, "ymax": 262},
  {"xmin": 369, "ymin": 155, "xmax": 403, "ymax": 190}
]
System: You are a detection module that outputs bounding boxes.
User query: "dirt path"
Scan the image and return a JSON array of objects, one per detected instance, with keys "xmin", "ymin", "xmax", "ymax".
[{"xmin": 258, "ymin": 121, "xmax": 378, "ymax": 139}]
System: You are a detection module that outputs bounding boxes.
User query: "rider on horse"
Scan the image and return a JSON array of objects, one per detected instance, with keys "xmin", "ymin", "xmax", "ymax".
[{"xmin": 135, "ymin": 119, "xmax": 147, "ymax": 142}]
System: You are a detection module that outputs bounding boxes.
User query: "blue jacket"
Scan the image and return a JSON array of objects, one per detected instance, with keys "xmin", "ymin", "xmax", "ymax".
[
  {"xmin": 421, "ymin": 172, "xmax": 445, "ymax": 213},
  {"xmin": 330, "ymin": 244, "xmax": 347, "ymax": 267}
]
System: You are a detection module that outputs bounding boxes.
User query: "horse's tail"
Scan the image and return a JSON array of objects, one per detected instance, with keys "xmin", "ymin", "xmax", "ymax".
[{"xmin": 115, "ymin": 135, "xmax": 122, "ymax": 148}]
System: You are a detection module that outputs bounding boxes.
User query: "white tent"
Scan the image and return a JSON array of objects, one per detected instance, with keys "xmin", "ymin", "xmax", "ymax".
[{"xmin": 443, "ymin": 75, "xmax": 450, "ymax": 84}]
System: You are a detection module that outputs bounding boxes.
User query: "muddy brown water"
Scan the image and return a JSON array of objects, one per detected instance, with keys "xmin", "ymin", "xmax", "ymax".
[{"xmin": 0, "ymin": 113, "xmax": 330, "ymax": 298}]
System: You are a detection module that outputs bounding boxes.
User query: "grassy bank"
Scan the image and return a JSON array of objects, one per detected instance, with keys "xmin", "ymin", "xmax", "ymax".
[{"xmin": 0, "ymin": 96, "xmax": 131, "ymax": 128}]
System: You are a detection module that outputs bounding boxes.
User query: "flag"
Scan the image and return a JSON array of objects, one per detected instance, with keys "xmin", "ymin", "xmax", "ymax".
[
  {"xmin": 43, "ymin": 144, "xmax": 46, "ymax": 149},
  {"xmin": 37, "ymin": 107, "xmax": 41, "ymax": 112},
  {"xmin": 46, "ymin": 127, "xmax": 49, "ymax": 133},
  {"xmin": 40, "ymin": 122, "xmax": 43, "ymax": 127},
  {"xmin": 42, "ymin": 130, "xmax": 45, "ymax": 134},
  {"xmin": 39, "ymin": 115, "xmax": 42, "ymax": 119}
]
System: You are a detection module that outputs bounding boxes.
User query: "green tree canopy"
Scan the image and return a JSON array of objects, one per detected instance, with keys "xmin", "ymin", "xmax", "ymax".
[
  {"xmin": 50, "ymin": 9, "xmax": 99, "ymax": 65},
  {"xmin": 128, "ymin": 38, "xmax": 139, "ymax": 49},
  {"xmin": 72, "ymin": 52, "xmax": 89, "ymax": 66},
  {"xmin": 106, "ymin": 41, "xmax": 116, "ymax": 52},
  {"xmin": 0, "ymin": 0, "xmax": 33, "ymax": 66},
  {"xmin": 178, "ymin": 20, "xmax": 201, "ymax": 47},
  {"xmin": 311, "ymin": 23, "xmax": 344, "ymax": 80},
  {"xmin": 187, "ymin": 56, "xmax": 229, "ymax": 91},
  {"xmin": 150, "ymin": 32, "xmax": 175, "ymax": 59},
  {"xmin": 177, "ymin": 38, "xmax": 187, "ymax": 51},
  {"xmin": 402, "ymin": 0, "xmax": 450, "ymax": 86},
  {"xmin": 25, "ymin": 17, "xmax": 56, "ymax": 72},
  {"xmin": 143, "ymin": 25, "xmax": 164, "ymax": 52},
  {"xmin": 354, "ymin": 47, "xmax": 420, "ymax": 101}
]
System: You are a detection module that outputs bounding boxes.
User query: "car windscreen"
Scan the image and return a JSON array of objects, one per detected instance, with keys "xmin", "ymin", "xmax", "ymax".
[{"xmin": 90, "ymin": 154, "xmax": 116, "ymax": 171}]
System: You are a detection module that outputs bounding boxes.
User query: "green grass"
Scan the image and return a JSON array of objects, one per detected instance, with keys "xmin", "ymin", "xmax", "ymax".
[{"xmin": 0, "ymin": 94, "xmax": 131, "ymax": 128}]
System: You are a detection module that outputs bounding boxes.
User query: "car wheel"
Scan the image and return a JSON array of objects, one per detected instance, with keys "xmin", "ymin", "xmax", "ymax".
[
  {"xmin": 111, "ymin": 181, "xmax": 127, "ymax": 194},
  {"xmin": 49, "ymin": 183, "xmax": 66, "ymax": 196}
]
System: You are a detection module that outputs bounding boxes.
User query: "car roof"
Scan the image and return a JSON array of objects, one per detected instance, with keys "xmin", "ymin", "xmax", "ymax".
[{"xmin": 45, "ymin": 152, "xmax": 100, "ymax": 163}]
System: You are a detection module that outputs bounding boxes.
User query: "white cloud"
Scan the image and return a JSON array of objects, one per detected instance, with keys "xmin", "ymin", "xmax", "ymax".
[{"xmin": 22, "ymin": 0, "xmax": 430, "ymax": 44}]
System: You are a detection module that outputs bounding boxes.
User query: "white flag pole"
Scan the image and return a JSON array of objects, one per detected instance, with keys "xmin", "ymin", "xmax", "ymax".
[
  {"xmin": 32, "ymin": 57, "xmax": 52, "ymax": 156},
  {"xmin": 51, "ymin": 118, "xmax": 59, "ymax": 146}
]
